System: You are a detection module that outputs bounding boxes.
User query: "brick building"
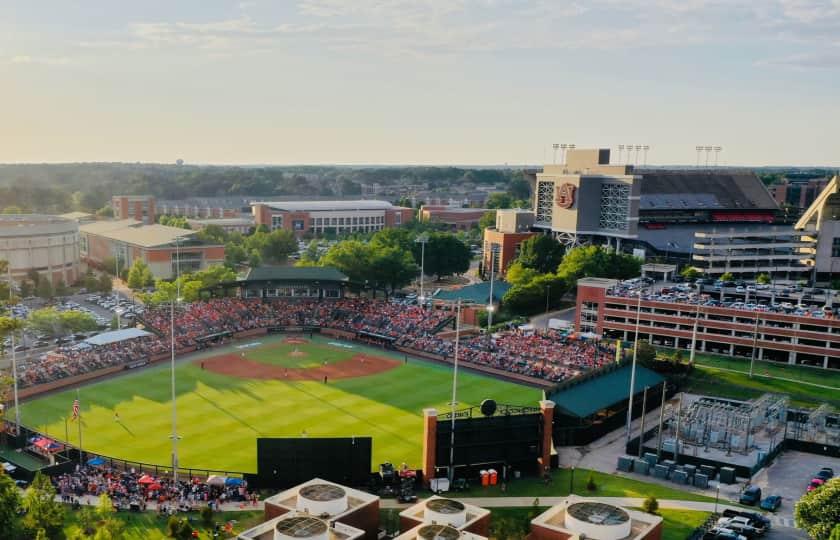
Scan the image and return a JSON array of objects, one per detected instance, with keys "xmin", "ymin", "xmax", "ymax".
[
  {"xmin": 251, "ymin": 200, "xmax": 413, "ymax": 238},
  {"xmin": 481, "ymin": 209, "xmax": 537, "ymax": 278},
  {"xmin": 111, "ymin": 195, "xmax": 156, "ymax": 224}
]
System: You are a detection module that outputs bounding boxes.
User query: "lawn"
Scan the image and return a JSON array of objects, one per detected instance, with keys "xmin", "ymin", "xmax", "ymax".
[
  {"xmin": 456, "ymin": 468, "xmax": 717, "ymax": 503},
  {"xmin": 17, "ymin": 334, "xmax": 539, "ymax": 473},
  {"xmin": 242, "ymin": 339, "xmax": 356, "ymax": 368},
  {"xmin": 641, "ymin": 508, "xmax": 711, "ymax": 540},
  {"xmin": 682, "ymin": 365, "xmax": 840, "ymax": 408},
  {"xmin": 63, "ymin": 507, "xmax": 264, "ymax": 539}
]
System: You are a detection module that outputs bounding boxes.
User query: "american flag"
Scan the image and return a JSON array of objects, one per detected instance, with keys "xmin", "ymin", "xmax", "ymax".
[{"xmin": 71, "ymin": 398, "xmax": 80, "ymax": 421}]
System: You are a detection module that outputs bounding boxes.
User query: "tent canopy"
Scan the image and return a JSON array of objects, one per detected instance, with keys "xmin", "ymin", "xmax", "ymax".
[{"xmin": 84, "ymin": 328, "xmax": 152, "ymax": 347}]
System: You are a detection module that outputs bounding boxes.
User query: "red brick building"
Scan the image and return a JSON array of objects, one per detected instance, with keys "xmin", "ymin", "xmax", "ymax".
[
  {"xmin": 252, "ymin": 200, "xmax": 413, "ymax": 237},
  {"xmin": 111, "ymin": 195, "xmax": 156, "ymax": 224}
]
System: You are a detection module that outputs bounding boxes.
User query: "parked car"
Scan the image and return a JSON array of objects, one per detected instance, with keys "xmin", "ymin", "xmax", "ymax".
[
  {"xmin": 704, "ymin": 528, "xmax": 747, "ymax": 540},
  {"xmin": 721, "ymin": 510, "xmax": 771, "ymax": 531},
  {"xmin": 739, "ymin": 485, "xmax": 762, "ymax": 505},
  {"xmin": 815, "ymin": 467, "xmax": 834, "ymax": 481},
  {"xmin": 715, "ymin": 518, "xmax": 761, "ymax": 539},
  {"xmin": 760, "ymin": 495, "xmax": 781, "ymax": 512}
]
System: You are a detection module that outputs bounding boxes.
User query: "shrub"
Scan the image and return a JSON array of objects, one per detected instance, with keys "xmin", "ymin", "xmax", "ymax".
[
  {"xmin": 200, "ymin": 505, "xmax": 214, "ymax": 527},
  {"xmin": 642, "ymin": 496, "xmax": 659, "ymax": 514},
  {"xmin": 586, "ymin": 474, "xmax": 597, "ymax": 492}
]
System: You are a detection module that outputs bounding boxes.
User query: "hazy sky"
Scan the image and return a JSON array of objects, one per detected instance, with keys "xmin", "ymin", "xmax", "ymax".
[{"xmin": 1, "ymin": 1, "xmax": 838, "ymax": 166}]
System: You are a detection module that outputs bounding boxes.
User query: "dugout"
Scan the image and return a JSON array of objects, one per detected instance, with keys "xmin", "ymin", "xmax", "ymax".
[
  {"xmin": 548, "ymin": 364, "xmax": 666, "ymax": 446},
  {"xmin": 208, "ymin": 265, "xmax": 349, "ymax": 299}
]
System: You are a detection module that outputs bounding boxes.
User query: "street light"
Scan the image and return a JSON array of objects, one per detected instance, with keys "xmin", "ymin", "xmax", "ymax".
[{"xmin": 415, "ymin": 234, "xmax": 429, "ymax": 309}]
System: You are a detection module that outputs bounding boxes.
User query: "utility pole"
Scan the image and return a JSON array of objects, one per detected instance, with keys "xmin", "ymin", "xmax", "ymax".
[{"xmin": 625, "ymin": 288, "xmax": 645, "ymax": 444}]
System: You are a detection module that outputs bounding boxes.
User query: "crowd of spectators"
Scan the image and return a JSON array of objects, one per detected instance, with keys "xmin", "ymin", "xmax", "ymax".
[
  {"xmin": 15, "ymin": 336, "xmax": 167, "ymax": 389},
  {"xmin": 7, "ymin": 296, "xmax": 610, "ymax": 389},
  {"xmin": 54, "ymin": 464, "xmax": 255, "ymax": 513},
  {"xmin": 402, "ymin": 329, "xmax": 613, "ymax": 383}
]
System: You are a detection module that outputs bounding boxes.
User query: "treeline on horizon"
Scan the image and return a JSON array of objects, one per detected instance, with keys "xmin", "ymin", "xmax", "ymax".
[{"xmin": 0, "ymin": 162, "xmax": 518, "ymax": 214}]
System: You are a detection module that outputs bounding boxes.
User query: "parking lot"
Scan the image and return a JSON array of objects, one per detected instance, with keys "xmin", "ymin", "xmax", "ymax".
[{"xmin": 751, "ymin": 450, "xmax": 840, "ymax": 523}]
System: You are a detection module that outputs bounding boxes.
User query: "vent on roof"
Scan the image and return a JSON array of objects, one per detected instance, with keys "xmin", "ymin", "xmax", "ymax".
[
  {"xmin": 417, "ymin": 524, "xmax": 461, "ymax": 540},
  {"xmin": 297, "ymin": 483, "xmax": 348, "ymax": 516},
  {"xmin": 274, "ymin": 516, "xmax": 329, "ymax": 540},
  {"xmin": 425, "ymin": 499, "xmax": 467, "ymax": 527}
]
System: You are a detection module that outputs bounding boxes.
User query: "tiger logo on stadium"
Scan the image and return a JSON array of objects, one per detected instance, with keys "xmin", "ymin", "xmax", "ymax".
[{"xmin": 555, "ymin": 183, "xmax": 577, "ymax": 209}]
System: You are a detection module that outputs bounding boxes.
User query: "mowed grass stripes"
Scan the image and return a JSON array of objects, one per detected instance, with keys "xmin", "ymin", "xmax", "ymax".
[{"xmin": 19, "ymin": 337, "xmax": 538, "ymax": 473}]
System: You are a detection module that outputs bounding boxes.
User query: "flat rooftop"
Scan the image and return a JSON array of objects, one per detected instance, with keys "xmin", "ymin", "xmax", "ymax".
[{"xmin": 253, "ymin": 200, "xmax": 403, "ymax": 212}]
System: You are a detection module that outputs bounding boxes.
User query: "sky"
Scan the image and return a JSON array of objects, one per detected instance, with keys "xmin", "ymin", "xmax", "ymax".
[{"xmin": 1, "ymin": 0, "xmax": 838, "ymax": 166}]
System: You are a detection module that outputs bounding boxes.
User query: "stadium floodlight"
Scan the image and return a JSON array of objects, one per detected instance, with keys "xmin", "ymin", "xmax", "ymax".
[
  {"xmin": 486, "ymin": 244, "xmax": 500, "ymax": 348},
  {"xmin": 618, "ymin": 144, "xmax": 625, "ymax": 164},
  {"xmin": 415, "ymin": 233, "xmax": 429, "ymax": 310},
  {"xmin": 552, "ymin": 143, "xmax": 560, "ymax": 164},
  {"xmin": 634, "ymin": 145, "xmax": 642, "ymax": 165},
  {"xmin": 643, "ymin": 145, "xmax": 650, "ymax": 166},
  {"xmin": 695, "ymin": 146, "xmax": 703, "ymax": 167},
  {"xmin": 714, "ymin": 146, "xmax": 723, "ymax": 167},
  {"xmin": 704, "ymin": 146, "xmax": 713, "ymax": 167}
]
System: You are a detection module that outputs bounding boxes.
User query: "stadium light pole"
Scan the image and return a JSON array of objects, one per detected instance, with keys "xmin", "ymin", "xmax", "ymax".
[
  {"xmin": 625, "ymin": 287, "xmax": 646, "ymax": 445},
  {"xmin": 448, "ymin": 299, "xmax": 462, "ymax": 483},
  {"xmin": 486, "ymin": 244, "xmax": 500, "ymax": 348},
  {"xmin": 170, "ymin": 236, "xmax": 182, "ymax": 484},
  {"xmin": 415, "ymin": 233, "xmax": 429, "ymax": 309},
  {"xmin": 6, "ymin": 265, "xmax": 20, "ymax": 434},
  {"xmin": 115, "ymin": 250, "xmax": 121, "ymax": 329}
]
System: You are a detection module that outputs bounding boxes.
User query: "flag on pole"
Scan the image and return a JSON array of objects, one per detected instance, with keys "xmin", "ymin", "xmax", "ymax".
[{"xmin": 71, "ymin": 398, "xmax": 80, "ymax": 421}]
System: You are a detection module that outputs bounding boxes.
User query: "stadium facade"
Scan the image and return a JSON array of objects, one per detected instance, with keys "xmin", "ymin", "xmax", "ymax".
[{"xmin": 0, "ymin": 214, "xmax": 80, "ymax": 285}]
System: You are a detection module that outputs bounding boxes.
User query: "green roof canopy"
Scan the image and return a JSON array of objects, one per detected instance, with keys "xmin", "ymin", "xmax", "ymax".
[
  {"xmin": 548, "ymin": 364, "xmax": 664, "ymax": 419},
  {"xmin": 241, "ymin": 266, "xmax": 349, "ymax": 283}
]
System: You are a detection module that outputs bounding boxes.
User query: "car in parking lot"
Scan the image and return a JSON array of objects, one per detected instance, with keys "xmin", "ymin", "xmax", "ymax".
[
  {"xmin": 814, "ymin": 467, "xmax": 833, "ymax": 481},
  {"xmin": 704, "ymin": 528, "xmax": 747, "ymax": 540},
  {"xmin": 760, "ymin": 495, "xmax": 781, "ymax": 512},
  {"xmin": 739, "ymin": 485, "xmax": 762, "ymax": 505}
]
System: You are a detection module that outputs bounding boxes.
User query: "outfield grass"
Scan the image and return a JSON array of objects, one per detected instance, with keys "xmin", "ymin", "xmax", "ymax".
[
  {"xmin": 456, "ymin": 468, "xmax": 716, "ymax": 503},
  {"xmin": 63, "ymin": 507, "xmax": 263, "ymax": 539},
  {"xmin": 243, "ymin": 340, "xmax": 355, "ymax": 368},
  {"xmin": 18, "ymin": 334, "xmax": 539, "ymax": 473}
]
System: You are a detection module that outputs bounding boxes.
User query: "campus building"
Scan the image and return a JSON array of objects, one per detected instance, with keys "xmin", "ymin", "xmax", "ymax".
[
  {"xmin": 251, "ymin": 200, "xmax": 414, "ymax": 237},
  {"xmin": 795, "ymin": 175, "xmax": 840, "ymax": 284},
  {"xmin": 419, "ymin": 205, "xmax": 489, "ymax": 230},
  {"xmin": 111, "ymin": 195, "xmax": 156, "ymax": 224},
  {"xmin": 481, "ymin": 209, "xmax": 536, "ymax": 278},
  {"xmin": 0, "ymin": 214, "xmax": 80, "ymax": 285},
  {"xmin": 79, "ymin": 220, "xmax": 224, "ymax": 279},
  {"xmin": 575, "ymin": 277, "xmax": 840, "ymax": 369},
  {"xmin": 211, "ymin": 266, "xmax": 350, "ymax": 300}
]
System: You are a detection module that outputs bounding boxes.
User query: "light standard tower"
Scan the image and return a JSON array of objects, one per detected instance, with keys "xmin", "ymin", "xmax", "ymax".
[
  {"xmin": 448, "ymin": 299, "xmax": 462, "ymax": 482},
  {"xmin": 625, "ymin": 287, "xmax": 647, "ymax": 444},
  {"xmin": 415, "ymin": 234, "xmax": 429, "ymax": 309},
  {"xmin": 552, "ymin": 144, "xmax": 560, "ymax": 164},
  {"xmin": 6, "ymin": 265, "xmax": 20, "ymax": 434},
  {"xmin": 170, "ymin": 236, "xmax": 182, "ymax": 484},
  {"xmin": 486, "ymin": 244, "xmax": 500, "ymax": 348}
]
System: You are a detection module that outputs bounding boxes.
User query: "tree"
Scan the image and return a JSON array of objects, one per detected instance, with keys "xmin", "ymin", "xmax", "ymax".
[
  {"xmin": 636, "ymin": 341, "xmax": 657, "ymax": 366},
  {"xmin": 167, "ymin": 516, "xmax": 195, "ymax": 540},
  {"xmin": 517, "ymin": 235, "xmax": 564, "ymax": 273},
  {"xmin": 97, "ymin": 273, "xmax": 113, "ymax": 293},
  {"xmin": 417, "ymin": 233, "xmax": 471, "ymax": 279},
  {"xmin": 680, "ymin": 266, "xmax": 701, "ymax": 280},
  {"xmin": 22, "ymin": 472, "xmax": 65, "ymax": 539},
  {"xmin": 478, "ymin": 211, "xmax": 496, "ymax": 230},
  {"xmin": 0, "ymin": 470, "xmax": 22, "ymax": 538},
  {"xmin": 720, "ymin": 272, "xmax": 735, "ymax": 282},
  {"xmin": 795, "ymin": 477, "xmax": 840, "ymax": 540},
  {"xmin": 370, "ymin": 227, "xmax": 414, "ymax": 253},
  {"xmin": 321, "ymin": 241, "xmax": 373, "ymax": 286},
  {"xmin": 502, "ymin": 273, "xmax": 567, "ymax": 315},
  {"xmin": 95, "ymin": 206, "xmax": 114, "ymax": 218},
  {"xmin": 756, "ymin": 273, "xmax": 771, "ymax": 285},
  {"xmin": 486, "ymin": 192, "xmax": 513, "ymax": 209},
  {"xmin": 508, "ymin": 173, "xmax": 531, "ymax": 200},
  {"xmin": 90, "ymin": 493, "xmax": 124, "ymax": 540},
  {"xmin": 505, "ymin": 261, "xmax": 539, "ymax": 287},
  {"xmin": 35, "ymin": 278, "xmax": 53, "ymax": 299},
  {"xmin": 642, "ymin": 496, "xmax": 659, "ymax": 514},
  {"xmin": 556, "ymin": 246, "xmax": 641, "ymax": 283},
  {"xmin": 27, "ymin": 307, "xmax": 98, "ymax": 337},
  {"xmin": 830, "ymin": 523, "xmax": 840, "ymax": 540},
  {"xmin": 197, "ymin": 224, "xmax": 229, "ymax": 245},
  {"xmin": 369, "ymin": 246, "xmax": 418, "ymax": 297},
  {"xmin": 127, "ymin": 259, "xmax": 153, "ymax": 290}
]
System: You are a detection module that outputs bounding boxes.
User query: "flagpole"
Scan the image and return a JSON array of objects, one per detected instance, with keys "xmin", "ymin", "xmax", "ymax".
[{"xmin": 76, "ymin": 388, "xmax": 83, "ymax": 465}]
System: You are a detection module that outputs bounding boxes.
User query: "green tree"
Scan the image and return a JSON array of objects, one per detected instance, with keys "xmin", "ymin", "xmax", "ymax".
[
  {"xmin": 167, "ymin": 516, "xmax": 194, "ymax": 540},
  {"xmin": 127, "ymin": 259, "xmax": 153, "ymax": 290},
  {"xmin": 636, "ymin": 341, "xmax": 657, "ymax": 366},
  {"xmin": 257, "ymin": 229, "xmax": 297, "ymax": 263},
  {"xmin": 224, "ymin": 243, "xmax": 248, "ymax": 269},
  {"xmin": 22, "ymin": 472, "xmax": 65, "ymax": 539},
  {"xmin": 642, "ymin": 496, "xmax": 659, "ymax": 514},
  {"xmin": 502, "ymin": 273, "xmax": 567, "ymax": 315},
  {"xmin": 478, "ymin": 211, "xmax": 496, "ymax": 230},
  {"xmin": 516, "ymin": 235, "xmax": 564, "ymax": 273},
  {"xmin": 35, "ymin": 278, "xmax": 53, "ymax": 299},
  {"xmin": 507, "ymin": 173, "xmax": 531, "ymax": 200},
  {"xmin": 505, "ymin": 261, "xmax": 539, "ymax": 287},
  {"xmin": 556, "ymin": 246, "xmax": 641, "ymax": 283},
  {"xmin": 27, "ymin": 307, "xmax": 98, "ymax": 337},
  {"xmin": 321, "ymin": 241, "xmax": 372, "ymax": 285},
  {"xmin": 720, "ymin": 272, "xmax": 735, "ymax": 282},
  {"xmin": 97, "ymin": 273, "xmax": 113, "ymax": 293},
  {"xmin": 486, "ymin": 192, "xmax": 513, "ymax": 209},
  {"xmin": 95, "ymin": 206, "xmax": 115, "ymax": 218},
  {"xmin": 756, "ymin": 273, "xmax": 771, "ymax": 284},
  {"xmin": 680, "ymin": 266, "xmax": 701, "ymax": 280},
  {"xmin": 0, "ymin": 470, "xmax": 22, "ymax": 538},
  {"xmin": 795, "ymin": 478, "xmax": 840, "ymax": 540},
  {"xmin": 417, "ymin": 233, "xmax": 471, "ymax": 279},
  {"xmin": 829, "ymin": 523, "xmax": 840, "ymax": 540},
  {"xmin": 197, "ymin": 224, "xmax": 229, "ymax": 245},
  {"xmin": 370, "ymin": 227, "xmax": 414, "ymax": 253},
  {"xmin": 91, "ymin": 493, "xmax": 124, "ymax": 540},
  {"xmin": 369, "ymin": 246, "xmax": 418, "ymax": 297}
]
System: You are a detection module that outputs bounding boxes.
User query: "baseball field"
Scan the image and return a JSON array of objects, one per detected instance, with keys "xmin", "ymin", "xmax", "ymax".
[{"xmin": 18, "ymin": 334, "xmax": 539, "ymax": 473}]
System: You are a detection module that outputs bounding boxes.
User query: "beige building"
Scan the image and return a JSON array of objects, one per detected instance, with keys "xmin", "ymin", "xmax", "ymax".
[
  {"xmin": 534, "ymin": 149, "xmax": 640, "ymax": 248},
  {"xmin": 0, "ymin": 214, "xmax": 80, "ymax": 285},
  {"xmin": 795, "ymin": 175, "xmax": 840, "ymax": 284}
]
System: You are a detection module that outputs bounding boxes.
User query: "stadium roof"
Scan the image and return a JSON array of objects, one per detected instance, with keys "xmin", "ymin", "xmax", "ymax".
[
  {"xmin": 252, "ymin": 200, "xmax": 402, "ymax": 212},
  {"xmin": 84, "ymin": 328, "xmax": 152, "ymax": 346},
  {"xmin": 58, "ymin": 211, "xmax": 95, "ymax": 221},
  {"xmin": 242, "ymin": 265, "xmax": 349, "ymax": 282},
  {"xmin": 434, "ymin": 281, "xmax": 511, "ymax": 304},
  {"xmin": 548, "ymin": 364, "xmax": 664, "ymax": 418},
  {"xmin": 85, "ymin": 223, "xmax": 197, "ymax": 248},
  {"xmin": 79, "ymin": 219, "xmax": 142, "ymax": 235},
  {"xmin": 637, "ymin": 170, "xmax": 778, "ymax": 211}
]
